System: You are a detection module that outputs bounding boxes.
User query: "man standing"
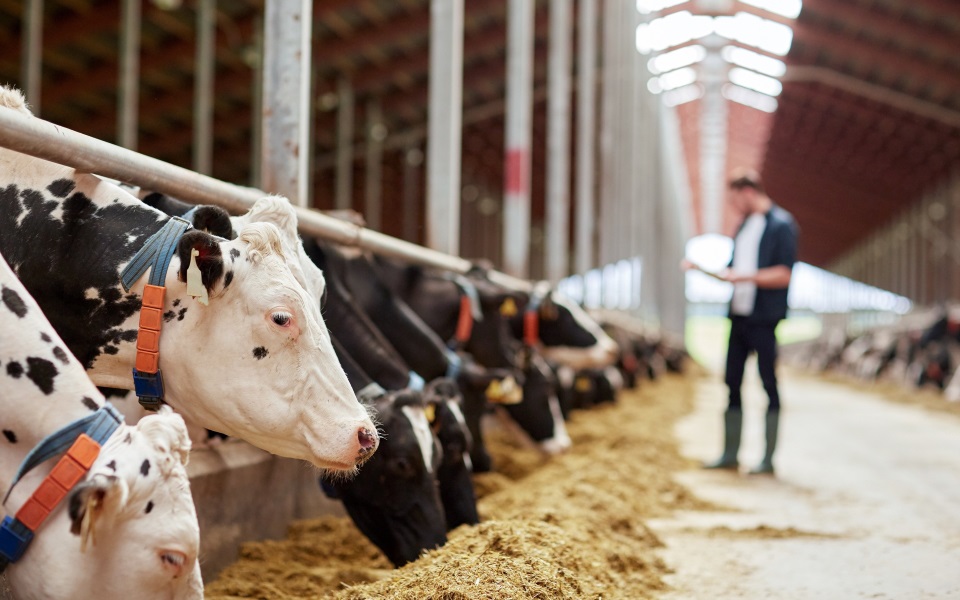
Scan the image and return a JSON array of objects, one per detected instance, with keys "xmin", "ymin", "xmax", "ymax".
[{"xmin": 686, "ymin": 169, "xmax": 798, "ymax": 474}]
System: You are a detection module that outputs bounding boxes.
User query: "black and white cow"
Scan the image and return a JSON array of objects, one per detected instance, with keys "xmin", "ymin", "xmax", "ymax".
[
  {"xmin": 0, "ymin": 251, "xmax": 202, "ymax": 599},
  {"xmin": 0, "ymin": 86, "xmax": 377, "ymax": 472}
]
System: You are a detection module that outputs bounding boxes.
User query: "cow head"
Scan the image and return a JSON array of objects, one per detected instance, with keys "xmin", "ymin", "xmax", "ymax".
[
  {"xmin": 321, "ymin": 390, "xmax": 446, "ymax": 567},
  {"xmin": 6, "ymin": 409, "xmax": 202, "ymax": 600},
  {"xmin": 512, "ymin": 283, "xmax": 619, "ymax": 370},
  {"xmin": 159, "ymin": 219, "xmax": 377, "ymax": 471},
  {"xmin": 503, "ymin": 348, "xmax": 572, "ymax": 455},
  {"xmin": 423, "ymin": 377, "xmax": 479, "ymax": 530}
]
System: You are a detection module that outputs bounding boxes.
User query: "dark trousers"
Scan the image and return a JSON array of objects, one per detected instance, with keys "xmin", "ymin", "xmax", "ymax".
[{"xmin": 725, "ymin": 316, "xmax": 780, "ymax": 411}]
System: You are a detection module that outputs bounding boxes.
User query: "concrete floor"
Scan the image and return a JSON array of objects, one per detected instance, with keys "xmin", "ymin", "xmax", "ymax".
[{"xmin": 648, "ymin": 366, "xmax": 960, "ymax": 599}]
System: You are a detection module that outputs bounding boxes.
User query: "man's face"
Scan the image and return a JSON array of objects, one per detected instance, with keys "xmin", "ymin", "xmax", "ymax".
[{"xmin": 729, "ymin": 186, "xmax": 752, "ymax": 215}]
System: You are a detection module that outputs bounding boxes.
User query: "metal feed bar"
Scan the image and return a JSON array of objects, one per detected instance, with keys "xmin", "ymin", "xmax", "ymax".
[{"xmin": 0, "ymin": 106, "xmax": 532, "ymax": 293}]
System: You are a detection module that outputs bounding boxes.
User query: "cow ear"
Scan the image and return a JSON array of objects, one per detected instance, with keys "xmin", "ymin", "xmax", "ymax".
[
  {"xmin": 177, "ymin": 230, "xmax": 224, "ymax": 292},
  {"xmin": 192, "ymin": 206, "xmax": 235, "ymax": 240},
  {"xmin": 68, "ymin": 474, "xmax": 129, "ymax": 551}
]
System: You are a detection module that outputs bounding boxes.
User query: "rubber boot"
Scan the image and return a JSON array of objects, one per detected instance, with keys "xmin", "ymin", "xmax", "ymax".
[
  {"xmin": 703, "ymin": 408, "xmax": 742, "ymax": 470},
  {"xmin": 750, "ymin": 410, "xmax": 780, "ymax": 475}
]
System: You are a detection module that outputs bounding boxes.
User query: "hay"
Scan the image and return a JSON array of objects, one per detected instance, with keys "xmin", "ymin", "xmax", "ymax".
[{"xmin": 206, "ymin": 374, "xmax": 702, "ymax": 600}]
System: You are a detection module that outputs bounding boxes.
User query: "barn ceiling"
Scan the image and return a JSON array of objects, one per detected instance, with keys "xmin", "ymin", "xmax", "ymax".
[{"xmin": 1, "ymin": 0, "xmax": 958, "ymax": 269}]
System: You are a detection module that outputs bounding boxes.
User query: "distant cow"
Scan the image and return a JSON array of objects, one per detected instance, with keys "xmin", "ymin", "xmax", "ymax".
[
  {"xmin": 0, "ymin": 251, "xmax": 202, "ymax": 599},
  {"xmin": 0, "ymin": 88, "xmax": 376, "ymax": 473}
]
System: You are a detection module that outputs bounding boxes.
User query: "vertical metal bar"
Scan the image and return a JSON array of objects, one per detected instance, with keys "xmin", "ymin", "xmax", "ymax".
[
  {"xmin": 21, "ymin": 0, "xmax": 43, "ymax": 114},
  {"xmin": 402, "ymin": 146, "xmax": 423, "ymax": 242},
  {"xmin": 502, "ymin": 0, "xmax": 534, "ymax": 278},
  {"xmin": 365, "ymin": 98, "xmax": 384, "ymax": 231},
  {"xmin": 249, "ymin": 15, "xmax": 264, "ymax": 189},
  {"xmin": 544, "ymin": 0, "xmax": 572, "ymax": 283},
  {"xmin": 426, "ymin": 0, "xmax": 464, "ymax": 254},
  {"xmin": 193, "ymin": 0, "xmax": 215, "ymax": 174},
  {"xmin": 118, "ymin": 0, "xmax": 140, "ymax": 150},
  {"xmin": 261, "ymin": 0, "xmax": 312, "ymax": 207},
  {"xmin": 598, "ymin": 0, "xmax": 617, "ymax": 267},
  {"xmin": 335, "ymin": 76, "xmax": 355, "ymax": 210},
  {"xmin": 574, "ymin": 0, "xmax": 597, "ymax": 275}
]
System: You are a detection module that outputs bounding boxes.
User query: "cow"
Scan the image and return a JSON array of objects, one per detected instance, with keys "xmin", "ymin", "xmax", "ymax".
[
  {"xmin": 0, "ymin": 251, "xmax": 202, "ymax": 599},
  {"xmin": 0, "ymin": 86, "xmax": 377, "ymax": 472}
]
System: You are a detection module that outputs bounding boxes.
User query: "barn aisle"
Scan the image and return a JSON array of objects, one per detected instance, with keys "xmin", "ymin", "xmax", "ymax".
[{"xmin": 649, "ymin": 368, "xmax": 960, "ymax": 599}]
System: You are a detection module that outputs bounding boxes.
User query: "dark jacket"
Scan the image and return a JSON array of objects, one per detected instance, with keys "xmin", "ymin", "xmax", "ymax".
[{"xmin": 728, "ymin": 204, "xmax": 799, "ymax": 324}]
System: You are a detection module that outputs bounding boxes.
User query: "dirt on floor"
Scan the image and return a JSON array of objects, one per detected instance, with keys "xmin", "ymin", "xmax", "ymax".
[{"xmin": 204, "ymin": 372, "xmax": 708, "ymax": 600}]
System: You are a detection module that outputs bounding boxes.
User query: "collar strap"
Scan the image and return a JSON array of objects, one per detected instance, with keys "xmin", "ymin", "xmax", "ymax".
[
  {"xmin": 0, "ymin": 404, "xmax": 122, "ymax": 571},
  {"xmin": 524, "ymin": 293, "xmax": 543, "ymax": 347},
  {"xmin": 446, "ymin": 275, "xmax": 482, "ymax": 349},
  {"xmin": 119, "ymin": 217, "xmax": 191, "ymax": 411},
  {"xmin": 408, "ymin": 371, "xmax": 425, "ymax": 391},
  {"xmin": 445, "ymin": 348, "xmax": 463, "ymax": 380}
]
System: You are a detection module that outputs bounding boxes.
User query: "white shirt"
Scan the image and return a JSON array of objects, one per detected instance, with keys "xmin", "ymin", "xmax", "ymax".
[{"xmin": 730, "ymin": 213, "xmax": 767, "ymax": 316}]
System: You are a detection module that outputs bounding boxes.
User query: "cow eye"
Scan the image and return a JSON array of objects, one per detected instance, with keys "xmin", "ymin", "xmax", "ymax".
[{"xmin": 271, "ymin": 311, "xmax": 292, "ymax": 327}]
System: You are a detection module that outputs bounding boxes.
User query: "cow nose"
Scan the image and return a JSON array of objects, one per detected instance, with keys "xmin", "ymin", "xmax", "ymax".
[{"xmin": 357, "ymin": 427, "xmax": 378, "ymax": 455}]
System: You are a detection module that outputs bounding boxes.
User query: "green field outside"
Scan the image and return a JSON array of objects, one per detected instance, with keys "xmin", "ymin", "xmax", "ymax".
[{"xmin": 685, "ymin": 314, "xmax": 822, "ymax": 373}]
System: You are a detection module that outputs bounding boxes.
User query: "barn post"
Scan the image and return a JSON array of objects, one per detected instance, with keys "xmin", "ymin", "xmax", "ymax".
[
  {"xmin": 365, "ymin": 98, "xmax": 385, "ymax": 231},
  {"xmin": 193, "ymin": 0, "xmax": 215, "ymax": 174},
  {"xmin": 574, "ymin": 0, "xmax": 598, "ymax": 276},
  {"xmin": 335, "ymin": 76, "xmax": 355, "ymax": 211},
  {"xmin": 20, "ymin": 0, "xmax": 43, "ymax": 114},
  {"xmin": 261, "ymin": 0, "xmax": 312, "ymax": 207},
  {"xmin": 502, "ymin": 0, "xmax": 535, "ymax": 278},
  {"xmin": 117, "ymin": 0, "xmax": 140, "ymax": 150},
  {"xmin": 545, "ymin": 0, "xmax": 572, "ymax": 283},
  {"xmin": 426, "ymin": 0, "xmax": 464, "ymax": 255}
]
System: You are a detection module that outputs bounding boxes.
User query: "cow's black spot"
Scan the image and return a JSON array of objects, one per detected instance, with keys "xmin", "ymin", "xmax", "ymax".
[
  {"xmin": 99, "ymin": 387, "xmax": 130, "ymax": 399},
  {"xmin": 2, "ymin": 430, "xmax": 16, "ymax": 444},
  {"xmin": 6, "ymin": 361, "xmax": 23, "ymax": 378},
  {"xmin": 102, "ymin": 345, "xmax": 119, "ymax": 355},
  {"xmin": 230, "ymin": 248, "xmax": 240, "ymax": 262},
  {"xmin": 2, "ymin": 286, "xmax": 28, "ymax": 318},
  {"xmin": 145, "ymin": 500, "xmax": 154, "ymax": 514},
  {"xmin": 124, "ymin": 432, "xmax": 132, "ymax": 444},
  {"xmin": 81, "ymin": 396, "xmax": 99, "ymax": 411},
  {"xmin": 46, "ymin": 179, "xmax": 76, "ymax": 198},
  {"xmin": 177, "ymin": 307, "xmax": 187, "ymax": 321},
  {"xmin": 163, "ymin": 310, "xmax": 176, "ymax": 323},
  {"xmin": 140, "ymin": 459, "xmax": 150, "ymax": 477},
  {"xmin": 253, "ymin": 346, "xmax": 268, "ymax": 360},
  {"xmin": 52, "ymin": 346, "xmax": 70, "ymax": 365},
  {"xmin": 62, "ymin": 192, "xmax": 97, "ymax": 223},
  {"xmin": 25, "ymin": 357, "xmax": 58, "ymax": 395},
  {"xmin": 173, "ymin": 298, "xmax": 181, "ymax": 307},
  {"xmin": 106, "ymin": 460, "xmax": 117, "ymax": 471},
  {"xmin": 40, "ymin": 332, "xmax": 51, "ymax": 343},
  {"xmin": 223, "ymin": 270, "xmax": 234, "ymax": 290}
]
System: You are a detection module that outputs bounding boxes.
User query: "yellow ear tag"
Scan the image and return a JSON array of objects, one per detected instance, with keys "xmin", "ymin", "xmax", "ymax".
[
  {"xmin": 575, "ymin": 376, "xmax": 592, "ymax": 392},
  {"xmin": 500, "ymin": 297, "xmax": 518, "ymax": 317},
  {"xmin": 424, "ymin": 403, "xmax": 436, "ymax": 424},
  {"xmin": 186, "ymin": 248, "xmax": 209, "ymax": 306},
  {"xmin": 486, "ymin": 376, "xmax": 523, "ymax": 405}
]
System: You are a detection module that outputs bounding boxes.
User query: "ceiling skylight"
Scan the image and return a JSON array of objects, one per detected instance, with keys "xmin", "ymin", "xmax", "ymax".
[
  {"xmin": 648, "ymin": 45, "xmax": 707, "ymax": 75},
  {"xmin": 636, "ymin": 11, "xmax": 714, "ymax": 54},
  {"xmin": 722, "ymin": 83, "xmax": 778, "ymax": 113},
  {"xmin": 714, "ymin": 12, "xmax": 794, "ymax": 56},
  {"xmin": 636, "ymin": 0, "xmax": 687, "ymax": 15},
  {"xmin": 728, "ymin": 67, "xmax": 783, "ymax": 96},
  {"xmin": 662, "ymin": 84, "xmax": 704, "ymax": 107},
  {"xmin": 721, "ymin": 46, "xmax": 786, "ymax": 77}
]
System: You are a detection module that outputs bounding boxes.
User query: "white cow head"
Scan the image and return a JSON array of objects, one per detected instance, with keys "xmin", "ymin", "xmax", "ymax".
[
  {"xmin": 158, "ymin": 220, "xmax": 378, "ymax": 471},
  {"xmin": 530, "ymin": 283, "xmax": 620, "ymax": 370},
  {"xmin": 7, "ymin": 409, "xmax": 202, "ymax": 600}
]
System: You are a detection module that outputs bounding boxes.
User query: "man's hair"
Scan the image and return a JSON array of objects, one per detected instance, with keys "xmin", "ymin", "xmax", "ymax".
[{"xmin": 728, "ymin": 168, "xmax": 765, "ymax": 193}]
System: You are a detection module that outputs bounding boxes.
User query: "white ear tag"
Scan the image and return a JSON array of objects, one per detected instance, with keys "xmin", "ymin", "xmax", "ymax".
[{"xmin": 186, "ymin": 248, "xmax": 209, "ymax": 306}]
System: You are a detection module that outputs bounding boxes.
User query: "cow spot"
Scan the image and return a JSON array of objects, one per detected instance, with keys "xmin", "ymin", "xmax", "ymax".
[
  {"xmin": 40, "ymin": 332, "xmax": 51, "ymax": 343},
  {"xmin": 6, "ymin": 361, "xmax": 23, "ymax": 378},
  {"xmin": 145, "ymin": 500, "xmax": 154, "ymax": 514},
  {"xmin": 124, "ymin": 432, "xmax": 132, "ymax": 444},
  {"xmin": 223, "ymin": 270, "xmax": 234, "ymax": 290},
  {"xmin": 2, "ymin": 286, "xmax": 28, "ymax": 318},
  {"xmin": 52, "ymin": 346, "xmax": 70, "ymax": 365},
  {"xmin": 230, "ymin": 248, "xmax": 240, "ymax": 262},
  {"xmin": 2, "ymin": 430, "xmax": 16, "ymax": 444},
  {"xmin": 177, "ymin": 307, "xmax": 187, "ymax": 321},
  {"xmin": 140, "ymin": 459, "xmax": 151, "ymax": 477},
  {"xmin": 163, "ymin": 310, "xmax": 176, "ymax": 323},
  {"xmin": 46, "ymin": 179, "xmax": 76, "ymax": 198},
  {"xmin": 26, "ymin": 357, "xmax": 58, "ymax": 395},
  {"xmin": 63, "ymin": 192, "xmax": 98, "ymax": 223},
  {"xmin": 106, "ymin": 460, "xmax": 117, "ymax": 471},
  {"xmin": 173, "ymin": 298, "xmax": 181, "ymax": 307},
  {"xmin": 253, "ymin": 346, "xmax": 269, "ymax": 360},
  {"xmin": 81, "ymin": 396, "xmax": 99, "ymax": 411},
  {"xmin": 102, "ymin": 345, "xmax": 120, "ymax": 355}
]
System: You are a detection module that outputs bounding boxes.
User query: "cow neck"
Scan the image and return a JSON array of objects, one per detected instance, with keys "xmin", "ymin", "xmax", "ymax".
[
  {"xmin": 0, "ymin": 403, "xmax": 123, "ymax": 572},
  {"xmin": 118, "ymin": 217, "xmax": 192, "ymax": 411},
  {"xmin": 446, "ymin": 275, "xmax": 483, "ymax": 352}
]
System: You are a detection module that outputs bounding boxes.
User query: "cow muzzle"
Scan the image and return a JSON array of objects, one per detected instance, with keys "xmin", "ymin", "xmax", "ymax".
[{"xmin": 356, "ymin": 427, "xmax": 379, "ymax": 463}]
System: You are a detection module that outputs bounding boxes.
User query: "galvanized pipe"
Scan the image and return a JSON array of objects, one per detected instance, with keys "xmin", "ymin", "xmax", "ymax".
[
  {"xmin": 118, "ymin": 0, "xmax": 140, "ymax": 150},
  {"xmin": 574, "ymin": 0, "xmax": 597, "ymax": 275},
  {"xmin": 0, "ymin": 105, "xmax": 532, "ymax": 293},
  {"xmin": 21, "ymin": 0, "xmax": 43, "ymax": 113},
  {"xmin": 193, "ymin": 0, "xmax": 215, "ymax": 174},
  {"xmin": 364, "ymin": 98, "xmax": 384, "ymax": 232},
  {"xmin": 335, "ymin": 76, "xmax": 355, "ymax": 210},
  {"xmin": 544, "ymin": 0, "xmax": 572, "ymax": 283}
]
